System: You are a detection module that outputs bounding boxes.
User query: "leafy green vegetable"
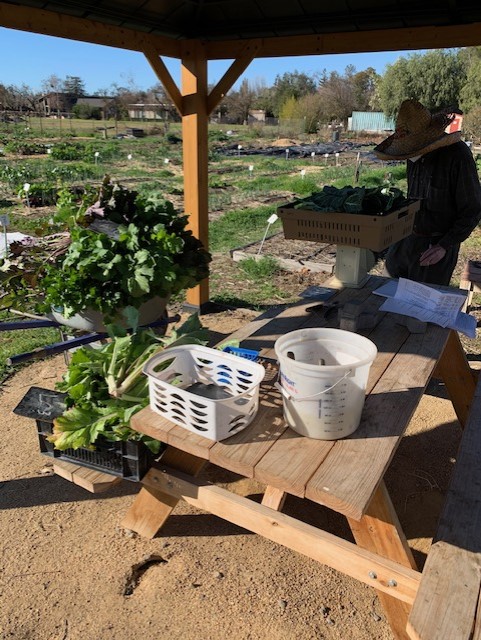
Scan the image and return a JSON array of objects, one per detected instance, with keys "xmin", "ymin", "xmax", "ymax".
[
  {"xmin": 40, "ymin": 176, "xmax": 211, "ymax": 320},
  {"xmin": 0, "ymin": 176, "xmax": 211, "ymax": 320},
  {"xmin": 50, "ymin": 313, "xmax": 208, "ymax": 453}
]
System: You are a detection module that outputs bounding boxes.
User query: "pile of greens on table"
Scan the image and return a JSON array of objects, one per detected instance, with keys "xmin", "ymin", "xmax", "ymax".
[
  {"xmin": 293, "ymin": 185, "xmax": 407, "ymax": 215},
  {"xmin": 50, "ymin": 313, "xmax": 208, "ymax": 454},
  {"xmin": 0, "ymin": 175, "xmax": 211, "ymax": 320}
]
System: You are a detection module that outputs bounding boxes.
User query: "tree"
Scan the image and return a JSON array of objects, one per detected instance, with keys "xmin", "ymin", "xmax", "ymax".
[
  {"xmin": 62, "ymin": 76, "xmax": 86, "ymax": 97},
  {"xmin": 318, "ymin": 70, "xmax": 354, "ymax": 125},
  {"xmin": 350, "ymin": 67, "xmax": 380, "ymax": 111},
  {"xmin": 378, "ymin": 49, "xmax": 466, "ymax": 117},
  {"xmin": 271, "ymin": 71, "xmax": 317, "ymax": 117},
  {"xmin": 222, "ymin": 78, "xmax": 256, "ymax": 124},
  {"xmin": 459, "ymin": 48, "xmax": 481, "ymax": 113}
]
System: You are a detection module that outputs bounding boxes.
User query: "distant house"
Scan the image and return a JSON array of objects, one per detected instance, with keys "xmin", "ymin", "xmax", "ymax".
[
  {"xmin": 38, "ymin": 93, "xmax": 112, "ymax": 117},
  {"xmin": 348, "ymin": 111, "xmax": 396, "ymax": 133},
  {"xmin": 127, "ymin": 103, "xmax": 177, "ymax": 121}
]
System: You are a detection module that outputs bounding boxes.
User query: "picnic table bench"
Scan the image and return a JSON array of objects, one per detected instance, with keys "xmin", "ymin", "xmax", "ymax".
[
  {"xmin": 407, "ymin": 374, "xmax": 481, "ymax": 640},
  {"xmin": 121, "ymin": 275, "xmax": 478, "ymax": 640}
]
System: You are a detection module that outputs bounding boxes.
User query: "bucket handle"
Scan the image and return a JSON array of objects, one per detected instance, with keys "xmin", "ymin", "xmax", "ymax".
[{"xmin": 275, "ymin": 369, "xmax": 351, "ymax": 401}]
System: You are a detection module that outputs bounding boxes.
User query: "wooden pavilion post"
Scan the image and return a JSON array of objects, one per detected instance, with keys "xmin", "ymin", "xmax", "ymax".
[
  {"xmin": 143, "ymin": 40, "xmax": 256, "ymax": 312},
  {"xmin": 181, "ymin": 41, "xmax": 210, "ymax": 311}
]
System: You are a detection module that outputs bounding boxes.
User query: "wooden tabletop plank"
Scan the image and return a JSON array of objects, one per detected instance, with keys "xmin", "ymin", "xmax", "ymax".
[
  {"xmin": 131, "ymin": 407, "xmax": 215, "ymax": 460},
  {"xmin": 254, "ymin": 427, "xmax": 334, "ymax": 497},
  {"xmin": 305, "ymin": 324, "xmax": 448, "ymax": 520},
  {"xmin": 208, "ymin": 376, "xmax": 288, "ymax": 477}
]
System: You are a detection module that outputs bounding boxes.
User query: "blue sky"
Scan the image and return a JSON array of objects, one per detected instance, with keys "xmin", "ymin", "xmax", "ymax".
[{"xmin": 1, "ymin": 27, "xmax": 422, "ymax": 94}]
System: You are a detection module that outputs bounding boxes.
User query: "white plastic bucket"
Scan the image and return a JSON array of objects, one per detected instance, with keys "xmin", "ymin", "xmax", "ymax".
[{"xmin": 274, "ymin": 328, "xmax": 377, "ymax": 440}]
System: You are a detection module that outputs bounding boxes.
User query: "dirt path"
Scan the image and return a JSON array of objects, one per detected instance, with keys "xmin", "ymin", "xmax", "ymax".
[{"xmin": 0, "ymin": 305, "xmax": 463, "ymax": 640}]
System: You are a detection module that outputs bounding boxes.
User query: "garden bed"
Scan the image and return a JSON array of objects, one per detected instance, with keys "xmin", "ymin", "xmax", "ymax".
[{"xmin": 230, "ymin": 232, "xmax": 336, "ymax": 274}]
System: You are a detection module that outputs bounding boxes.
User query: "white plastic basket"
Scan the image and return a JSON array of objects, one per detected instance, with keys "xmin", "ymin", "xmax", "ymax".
[{"xmin": 142, "ymin": 345, "xmax": 266, "ymax": 441}]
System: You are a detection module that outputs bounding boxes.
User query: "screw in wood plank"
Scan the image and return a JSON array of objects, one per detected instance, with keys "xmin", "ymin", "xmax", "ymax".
[
  {"xmin": 387, "ymin": 579, "xmax": 397, "ymax": 587},
  {"xmin": 368, "ymin": 571, "xmax": 377, "ymax": 579}
]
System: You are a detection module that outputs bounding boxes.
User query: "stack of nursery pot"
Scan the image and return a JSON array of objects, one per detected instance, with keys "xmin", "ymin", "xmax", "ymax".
[{"xmin": 37, "ymin": 175, "xmax": 211, "ymax": 331}]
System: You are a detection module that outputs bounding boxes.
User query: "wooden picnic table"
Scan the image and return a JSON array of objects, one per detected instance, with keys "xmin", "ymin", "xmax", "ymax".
[{"xmin": 122, "ymin": 275, "xmax": 477, "ymax": 640}]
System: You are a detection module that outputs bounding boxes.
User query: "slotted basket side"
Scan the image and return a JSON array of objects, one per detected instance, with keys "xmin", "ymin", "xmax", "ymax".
[{"xmin": 143, "ymin": 345, "xmax": 265, "ymax": 441}]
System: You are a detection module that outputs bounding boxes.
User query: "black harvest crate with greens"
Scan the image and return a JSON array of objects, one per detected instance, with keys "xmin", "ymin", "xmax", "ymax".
[
  {"xmin": 14, "ymin": 386, "xmax": 156, "ymax": 482},
  {"xmin": 278, "ymin": 185, "xmax": 420, "ymax": 252}
]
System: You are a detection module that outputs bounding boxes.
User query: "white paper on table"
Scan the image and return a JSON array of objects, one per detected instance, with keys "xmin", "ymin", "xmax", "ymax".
[{"xmin": 374, "ymin": 278, "xmax": 477, "ymax": 338}]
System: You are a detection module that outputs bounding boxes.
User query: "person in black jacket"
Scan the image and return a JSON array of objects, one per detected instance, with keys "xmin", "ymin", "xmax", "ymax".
[{"xmin": 373, "ymin": 99, "xmax": 481, "ymax": 286}]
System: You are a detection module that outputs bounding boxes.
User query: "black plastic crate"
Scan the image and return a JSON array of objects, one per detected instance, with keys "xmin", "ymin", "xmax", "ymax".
[{"xmin": 14, "ymin": 386, "xmax": 157, "ymax": 482}]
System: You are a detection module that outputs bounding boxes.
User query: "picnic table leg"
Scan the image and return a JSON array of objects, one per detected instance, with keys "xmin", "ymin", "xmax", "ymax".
[
  {"xmin": 434, "ymin": 329, "xmax": 477, "ymax": 429},
  {"xmin": 121, "ymin": 447, "xmax": 206, "ymax": 538},
  {"xmin": 261, "ymin": 486, "xmax": 287, "ymax": 511},
  {"xmin": 347, "ymin": 480, "xmax": 416, "ymax": 640}
]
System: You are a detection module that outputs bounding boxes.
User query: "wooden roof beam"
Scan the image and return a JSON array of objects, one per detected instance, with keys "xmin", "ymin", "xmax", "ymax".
[
  {"xmin": 143, "ymin": 45, "xmax": 183, "ymax": 115},
  {"xmin": 207, "ymin": 40, "xmax": 260, "ymax": 115},
  {"xmin": 0, "ymin": 2, "xmax": 181, "ymax": 57},
  {"xmin": 205, "ymin": 23, "xmax": 481, "ymax": 59}
]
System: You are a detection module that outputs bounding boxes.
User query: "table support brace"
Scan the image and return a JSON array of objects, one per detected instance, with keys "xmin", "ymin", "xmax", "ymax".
[
  {"xmin": 142, "ymin": 463, "xmax": 420, "ymax": 604},
  {"xmin": 121, "ymin": 448, "xmax": 206, "ymax": 538},
  {"xmin": 348, "ymin": 481, "xmax": 417, "ymax": 640}
]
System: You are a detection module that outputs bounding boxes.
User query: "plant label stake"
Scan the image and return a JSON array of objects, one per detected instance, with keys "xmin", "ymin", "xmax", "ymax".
[
  {"xmin": 94, "ymin": 151, "xmax": 100, "ymax": 165},
  {"xmin": 354, "ymin": 152, "xmax": 362, "ymax": 183},
  {"xmin": 285, "ymin": 149, "xmax": 289, "ymax": 160},
  {"xmin": 127, "ymin": 154, "xmax": 132, "ymax": 161},
  {"xmin": 335, "ymin": 152, "xmax": 340, "ymax": 166},
  {"xmin": 164, "ymin": 158, "xmax": 170, "ymax": 164},
  {"xmin": 23, "ymin": 183, "xmax": 30, "ymax": 210},
  {"xmin": 257, "ymin": 213, "xmax": 278, "ymax": 256},
  {"xmin": 248, "ymin": 164, "xmax": 254, "ymax": 178},
  {"xmin": 237, "ymin": 144, "xmax": 242, "ymax": 157},
  {"xmin": 324, "ymin": 153, "xmax": 329, "ymax": 165},
  {"xmin": 300, "ymin": 169, "xmax": 306, "ymax": 180},
  {"xmin": 0, "ymin": 213, "xmax": 9, "ymax": 256},
  {"xmin": 311, "ymin": 151, "xmax": 315, "ymax": 162}
]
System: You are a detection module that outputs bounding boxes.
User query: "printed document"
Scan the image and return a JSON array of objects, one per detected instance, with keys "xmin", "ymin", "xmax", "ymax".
[{"xmin": 374, "ymin": 278, "xmax": 476, "ymax": 338}]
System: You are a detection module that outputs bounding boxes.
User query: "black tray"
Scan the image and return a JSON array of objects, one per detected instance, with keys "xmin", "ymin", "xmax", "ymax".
[{"xmin": 14, "ymin": 386, "xmax": 156, "ymax": 482}]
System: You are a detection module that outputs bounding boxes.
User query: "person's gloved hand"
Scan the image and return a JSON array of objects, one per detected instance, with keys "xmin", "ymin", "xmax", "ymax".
[{"xmin": 419, "ymin": 244, "xmax": 446, "ymax": 266}]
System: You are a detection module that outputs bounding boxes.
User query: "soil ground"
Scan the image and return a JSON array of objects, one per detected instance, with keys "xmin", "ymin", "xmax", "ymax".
[{"xmin": 1, "ymin": 258, "xmax": 473, "ymax": 640}]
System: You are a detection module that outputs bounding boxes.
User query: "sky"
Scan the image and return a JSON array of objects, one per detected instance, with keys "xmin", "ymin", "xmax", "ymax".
[{"xmin": 0, "ymin": 27, "xmax": 422, "ymax": 94}]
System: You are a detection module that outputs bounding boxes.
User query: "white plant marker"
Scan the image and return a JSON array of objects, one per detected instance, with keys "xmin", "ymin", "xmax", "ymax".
[
  {"xmin": 324, "ymin": 153, "xmax": 329, "ymax": 164},
  {"xmin": 127, "ymin": 154, "xmax": 132, "ymax": 160},
  {"xmin": 237, "ymin": 144, "xmax": 242, "ymax": 157},
  {"xmin": 94, "ymin": 151, "xmax": 100, "ymax": 165},
  {"xmin": 311, "ymin": 151, "xmax": 316, "ymax": 161},
  {"xmin": 23, "ymin": 183, "xmax": 30, "ymax": 209},
  {"xmin": 285, "ymin": 148, "xmax": 289, "ymax": 160},
  {"xmin": 47, "ymin": 148, "xmax": 52, "ymax": 154},
  {"xmin": 257, "ymin": 213, "xmax": 279, "ymax": 256},
  {"xmin": 0, "ymin": 213, "xmax": 9, "ymax": 255},
  {"xmin": 164, "ymin": 158, "xmax": 170, "ymax": 164},
  {"xmin": 300, "ymin": 169, "xmax": 306, "ymax": 179},
  {"xmin": 248, "ymin": 164, "xmax": 254, "ymax": 178},
  {"xmin": 335, "ymin": 152, "xmax": 340, "ymax": 166}
]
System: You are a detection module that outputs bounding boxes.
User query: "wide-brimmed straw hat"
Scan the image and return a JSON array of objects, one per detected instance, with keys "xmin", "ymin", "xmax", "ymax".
[{"xmin": 373, "ymin": 99, "xmax": 462, "ymax": 160}]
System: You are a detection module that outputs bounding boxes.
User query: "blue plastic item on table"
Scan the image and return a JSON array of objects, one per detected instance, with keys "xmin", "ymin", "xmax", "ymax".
[{"xmin": 222, "ymin": 346, "xmax": 260, "ymax": 361}]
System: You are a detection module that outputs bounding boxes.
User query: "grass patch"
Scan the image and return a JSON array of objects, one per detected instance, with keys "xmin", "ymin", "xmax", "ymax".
[
  {"xmin": 209, "ymin": 204, "xmax": 281, "ymax": 252},
  {"xmin": 238, "ymin": 256, "xmax": 280, "ymax": 279},
  {"xmin": 0, "ymin": 314, "xmax": 59, "ymax": 383}
]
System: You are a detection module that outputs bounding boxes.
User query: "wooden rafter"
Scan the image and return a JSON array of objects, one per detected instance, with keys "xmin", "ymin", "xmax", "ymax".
[
  {"xmin": 206, "ymin": 41, "xmax": 260, "ymax": 115},
  {"xmin": 205, "ymin": 22, "xmax": 481, "ymax": 59},
  {"xmin": 3, "ymin": 1, "xmax": 481, "ymax": 62},
  {"xmin": 0, "ymin": 2, "xmax": 181, "ymax": 56},
  {"xmin": 143, "ymin": 44, "xmax": 183, "ymax": 116}
]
